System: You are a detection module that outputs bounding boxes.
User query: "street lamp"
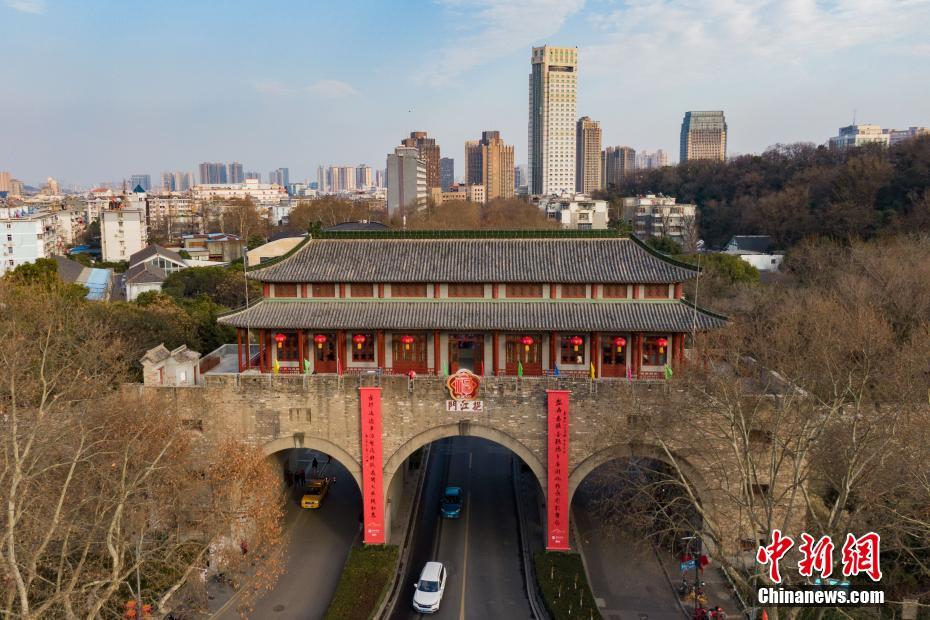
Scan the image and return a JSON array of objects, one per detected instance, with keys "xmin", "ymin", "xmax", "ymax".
[{"xmin": 682, "ymin": 534, "xmax": 703, "ymax": 619}]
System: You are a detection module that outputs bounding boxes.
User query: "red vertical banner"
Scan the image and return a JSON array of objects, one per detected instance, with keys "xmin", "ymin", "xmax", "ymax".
[
  {"xmin": 546, "ymin": 390, "xmax": 571, "ymax": 550},
  {"xmin": 359, "ymin": 387, "xmax": 385, "ymax": 544}
]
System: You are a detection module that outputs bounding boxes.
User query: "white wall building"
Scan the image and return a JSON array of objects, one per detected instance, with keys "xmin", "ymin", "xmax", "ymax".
[
  {"xmin": 829, "ymin": 124, "xmax": 889, "ymax": 150},
  {"xmin": 101, "ymin": 204, "xmax": 147, "ymax": 262},
  {"xmin": 0, "ymin": 208, "xmax": 64, "ymax": 274},
  {"xmin": 386, "ymin": 146, "xmax": 427, "ymax": 213},
  {"xmin": 538, "ymin": 193, "xmax": 608, "ymax": 230},
  {"xmin": 724, "ymin": 236, "xmax": 784, "ymax": 272},
  {"xmin": 886, "ymin": 126, "xmax": 930, "ymax": 146},
  {"xmin": 529, "ymin": 45, "xmax": 578, "ymax": 196},
  {"xmin": 191, "ymin": 178, "xmax": 287, "ymax": 205},
  {"xmin": 622, "ymin": 194, "xmax": 698, "ymax": 250}
]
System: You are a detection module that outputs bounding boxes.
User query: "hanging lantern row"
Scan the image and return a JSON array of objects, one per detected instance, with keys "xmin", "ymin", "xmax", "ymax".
[
  {"xmin": 570, "ymin": 335, "xmax": 584, "ymax": 352},
  {"xmin": 613, "ymin": 336, "xmax": 626, "ymax": 352},
  {"xmin": 520, "ymin": 335, "xmax": 534, "ymax": 352},
  {"xmin": 274, "ymin": 333, "xmax": 287, "ymax": 348},
  {"xmin": 400, "ymin": 335, "xmax": 415, "ymax": 350},
  {"xmin": 352, "ymin": 334, "xmax": 368, "ymax": 350},
  {"xmin": 657, "ymin": 337, "xmax": 668, "ymax": 354},
  {"xmin": 313, "ymin": 334, "xmax": 328, "ymax": 349}
]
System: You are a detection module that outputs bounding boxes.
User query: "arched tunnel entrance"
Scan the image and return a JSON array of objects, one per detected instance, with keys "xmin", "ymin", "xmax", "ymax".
[
  {"xmin": 386, "ymin": 434, "xmax": 545, "ymax": 620},
  {"xmin": 570, "ymin": 454, "xmax": 707, "ymax": 619}
]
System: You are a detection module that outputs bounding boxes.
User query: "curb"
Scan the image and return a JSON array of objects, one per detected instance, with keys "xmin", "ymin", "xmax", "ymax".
[
  {"xmin": 652, "ymin": 544, "xmax": 691, "ymax": 619},
  {"xmin": 374, "ymin": 443, "xmax": 432, "ymax": 619},
  {"xmin": 568, "ymin": 506, "xmax": 599, "ymax": 616},
  {"xmin": 512, "ymin": 457, "xmax": 549, "ymax": 620}
]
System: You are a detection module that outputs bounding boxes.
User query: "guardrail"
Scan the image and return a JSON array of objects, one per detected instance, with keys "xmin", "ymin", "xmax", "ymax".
[{"xmin": 513, "ymin": 456, "xmax": 549, "ymax": 620}]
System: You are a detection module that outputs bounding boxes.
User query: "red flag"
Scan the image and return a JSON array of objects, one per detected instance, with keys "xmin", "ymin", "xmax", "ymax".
[{"xmin": 761, "ymin": 610, "xmax": 769, "ymax": 620}]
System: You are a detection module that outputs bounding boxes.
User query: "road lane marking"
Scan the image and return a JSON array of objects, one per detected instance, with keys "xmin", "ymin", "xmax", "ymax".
[{"xmin": 459, "ymin": 451, "xmax": 472, "ymax": 620}]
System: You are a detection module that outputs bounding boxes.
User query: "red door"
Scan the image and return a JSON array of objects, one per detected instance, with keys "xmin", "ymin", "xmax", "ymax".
[
  {"xmin": 600, "ymin": 334, "xmax": 629, "ymax": 378},
  {"xmin": 392, "ymin": 333, "xmax": 428, "ymax": 374},
  {"xmin": 505, "ymin": 334, "xmax": 542, "ymax": 376},
  {"xmin": 448, "ymin": 334, "xmax": 485, "ymax": 375},
  {"xmin": 313, "ymin": 333, "xmax": 337, "ymax": 373}
]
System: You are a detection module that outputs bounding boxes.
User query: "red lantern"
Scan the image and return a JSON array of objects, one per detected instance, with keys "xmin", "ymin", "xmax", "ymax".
[
  {"xmin": 520, "ymin": 335, "xmax": 534, "ymax": 352},
  {"xmin": 313, "ymin": 334, "xmax": 328, "ymax": 349},
  {"xmin": 274, "ymin": 333, "xmax": 287, "ymax": 348},
  {"xmin": 570, "ymin": 335, "xmax": 584, "ymax": 352},
  {"xmin": 352, "ymin": 334, "xmax": 367, "ymax": 350},
  {"xmin": 657, "ymin": 337, "xmax": 668, "ymax": 354},
  {"xmin": 400, "ymin": 335, "xmax": 415, "ymax": 350},
  {"xmin": 613, "ymin": 336, "xmax": 626, "ymax": 352}
]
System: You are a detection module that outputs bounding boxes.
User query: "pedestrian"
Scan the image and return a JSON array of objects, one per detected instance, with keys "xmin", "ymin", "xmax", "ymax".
[{"xmin": 312, "ymin": 457, "xmax": 318, "ymax": 474}]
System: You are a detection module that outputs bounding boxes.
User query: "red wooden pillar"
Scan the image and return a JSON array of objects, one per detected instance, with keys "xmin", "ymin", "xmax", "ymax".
[
  {"xmin": 492, "ymin": 332, "xmax": 499, "ymax": 375},
  {"xmin": 592, "ymin": 332, "xmax": 600, "ymax": 378},
  {"xmin": 301, "ymin": 283, "xmax": 308, "ymax": 298},
  {"xmin": 674, "ymin": 283, "xmax": 683, "ymax": 299},
  {"xmin": 549, "ymin": 331, "xmax": 558, "ymax": 371},
  {"xmin": 673, "ymin": 333, "xmax": 684, "ymax": 369},
  {"xmin": 259, "ymin": 329, "xmax": 266, "ymax": 372},
  {"xmin": 337, "ymin": 331, "xmax": 345, "ymax": 373},
  {"xmin": 378, "ymin": 283, "xmax": 385, "ymax": 298},
  {"xmin": 377, "ymin": 330, "xmax": 385, "ymax": 369},
  {"xmin": 263, "ymin": 283, "xmax": 269, "ymax": 298},
  {"xmin": 297, "ymin": 330, "xmax": 305, "ymax": 370},
  {"xmin": 433, "ymin": 283, "xmax": 440, "ymax": 298},
  {"xmin": 433, "ymin": 330, "xmax": 441, "ymax": 374},
  {"xmin": 492, "ymin": 283, "xmax": 499, "ymax": 299},
  {"xmin": 549, "ymin": 283, "xmax": 557, "ymax": 298},
  {"xmin": 632, "ymin": 333, "xmax": 641, "ymax": 379},
  {"xmin": 339, "ymin": 283, "xmax": 346, "ymax": 298}
]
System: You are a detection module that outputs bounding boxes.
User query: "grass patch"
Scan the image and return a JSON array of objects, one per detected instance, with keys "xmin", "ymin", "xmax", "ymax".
[
  {"xmin": 324, "ymin": 544, "xmax": 399, "ymax": 620},
  {"xmin": 534, "ymin": 551, "xmax": 600, "ymax": 620}
]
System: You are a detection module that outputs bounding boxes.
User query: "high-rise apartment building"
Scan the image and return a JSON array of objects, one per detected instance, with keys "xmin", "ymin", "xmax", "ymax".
[
  {"xmin": 439, "ymin": 158, "xmax": 454, "ymax": 191},
  {"xmin": 575, "ymin": 116, "xmax": 602, "ymax": 193},
  {"xmin": 0, "ymin": 171, "xmax": 10, "ymax": 193},
  {"xmin": 602, "ymin": 146, "xmax": 636, "ymax": 189},
  {"xmin": 401, "ymin": 131, "xmax": 441, "ymax": 189},
  {"xmin": 326, "ymin": 166, "xmax": 340, "ymax": 192},
  {"xmin": 130, "ymin": 174, "xmax": 151, "ymax": 192},
  {"xmin": 465, "ymin": 131, "xmax": 515, "ymax": 201},
  {"xmin": 199, "ymin": 162, "xmax": 227, "ymax": 184},
  {"xmin": 317, "ymin": 166, "xmax": 327, "ymax": 192},
  {"xmin": 228, "ymin": 162, "xmax": 244, "ymax": 184},
  {"xmin": 514, "ymin": 165, "xmax": 527, "ymax": 191},
  {"xmin": 245, "ymin": 171, "xmax": 261, "ymax": 182},
  {"xmin": 680, "ymin": 111, "xmax": 727, "ymax": 162},
  {"xmin": 339, "ymin": 166, "xmax": 356, "ymax": 192},
  {"xmin": 268, "ymin": 168, "xmax": 290, "ymax": 188},
  {"xmin": 529, "ymin": 45, "xmax": 578, "ymax": 196},
  {"xmin": 374, "ymin": 169, "xmax": 385, "ymax": 189},
  {"xmin": 161, "ymin": 172, "xmax": 175, "ymax": 192},
  {"xmin": 636, "ymin": 150, "xmax": 669, "ymax": 170},
  {"xmin": 356, "ymin": 165, "xmax": 373, "ymax": 189},
  {"xmin": 387, "ymin": 146, "xmax": 427, "ymax": 214}
]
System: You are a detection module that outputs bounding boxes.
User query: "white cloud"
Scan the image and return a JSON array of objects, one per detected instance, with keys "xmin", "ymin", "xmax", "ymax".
[
  {"xmin": 5, "ymin": 0, "xmax": 46, "ymax": 14},
  {"xmin": 420, "ymin": 0, "xmax": 587, "ymax": 85},
  {"xmin": 253, "ymin": 79, "xmax": 357, "ymax": 98},
  {"xmin": 304, "ymin": 79, "xmax": 357, "ymax": 98}
]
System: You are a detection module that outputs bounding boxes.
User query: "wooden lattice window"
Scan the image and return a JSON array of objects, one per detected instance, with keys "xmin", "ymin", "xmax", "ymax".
[
  {"xmin": 560, "ymin": 284, "xmax": 586, "ymax": 298},
  {"xmin": 350, "ymin": 283, "xmax": 374, "ymax": 297},
  {"xmin": 643, "ymin": 284, "xmax": 670, "ymax": 298},
  {"xmin": 505, "ymin": 283, "xmax": 543, "ymax": 298},
  {"xmin": 274, "ymin": 284, "xmax": 298, "ymax": 298},
  {"xmin": 447, "ymin": 283, "xmax": 485, "ymax": 298},
  {"xmin": 391, "ymin": 283, "xmax": 427, "ymax": 297},
  {"xmin": 311, "ymin": 283, "xmax": 336, "ymax": 297},
  {"xmin": 602, "ymin": 284, "xmax": 628, "ymax": 298}
]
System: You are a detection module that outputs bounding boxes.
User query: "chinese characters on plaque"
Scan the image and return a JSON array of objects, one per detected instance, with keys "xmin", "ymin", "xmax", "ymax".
[
  {"xmin": 445, "ymin": 400, "xmax": 485, "ymax": 412},
  {"xmin": 546, "ymin": 390, "xmax": 570, "ymax": 551},
  {"xmin": 359, "ymin": 387, "xmax": 385, "ymax": 544}
]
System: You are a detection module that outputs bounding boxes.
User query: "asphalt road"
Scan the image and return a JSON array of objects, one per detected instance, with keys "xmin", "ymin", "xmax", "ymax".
[
  {"xmin": 390, "ymin": 436, "xmax": 533, "ymax": 620},
  {"xmin": 215, "ymin": 453, "xmax": 361, "ymax": 620}
]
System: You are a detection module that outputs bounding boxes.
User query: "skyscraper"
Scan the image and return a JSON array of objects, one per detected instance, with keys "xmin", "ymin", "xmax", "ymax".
[
  {"xmin": 198, "ymin": 162, "xmax": 226, "ymax": 184},
  {"xmin": 401, "ymin": 131, "xmax": 441, "ymax": 189},
  {"xmin": 529, "ymin": 45, "xmax": 578, "ymax": 196},
  {"xmin": 327, "ymin": 166, "xmax": 340, "ymax": 192},
  {"xmin": 575, "ymin": 116, "xmax": 602, "ymax": 193},
  {"xmin": 340, "ymin": 166, "xmax": 356, "ymax": 191},
  {"xmin": 245, "ymin": 171, "xmax": 261, "ymax": 181},
  {"xmin": 228, "ymin": 162, "xmax": 244, "ymax": 184},
  {"xmin": 317, "ymin": 166, "xmax": 327, "ymax": 192},
  {"xmin": 601, "ymin": 146, "xmax": 636, "ymax": 189},
  {"xmin": 464, "ymin": 131, "xmax": 515, "ymax": 200},
  {"xmin": 130, "ymin": 174, "xmax": 151, "ymax": 192},
  {"xmin": 514, "ymin": 165, "xmax": 526, "ymax": 191},
  {"xmin": 374, "ymin": 169, "xmax": 385, "ymax": 189},
  {"xmin": 439, "ymin": 158, "xmax": 454, "ymax": 191},
  {"xmin": 636, "ymin": 150, "xmax": 669, "ymax": 170},
  {"xmin": 161, "ymin": 172, "xmax": 175, "ymax": 192},
  {"xmin": 387, "ymin": 146, "xmax": 427, "ymax": 213},
  {"xmin": 0, "ymin": 171, "xmax": 12, "ymax": 193},
  {"xmin": 268, "ymin": 168, "xmax": 290, "ymax": 187},
  {"xmin": 356, "ymin": 165, "xmax": 373, "ymax": 189},
  {"xmin": 680, "ymin": 111, "xmax": 727, "ymax": 162}
]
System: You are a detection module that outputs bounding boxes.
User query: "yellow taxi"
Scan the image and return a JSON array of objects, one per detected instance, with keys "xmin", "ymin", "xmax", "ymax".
[{"xmin": 300, "ymin": 478, "xmax": 332, "ymax": 509}]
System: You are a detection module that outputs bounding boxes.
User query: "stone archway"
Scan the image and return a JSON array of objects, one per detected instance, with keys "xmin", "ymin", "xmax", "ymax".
[
  {"xmin": 382, "ymin": 422, "xmax": 546, "ymax": 498},
  {"xmin": 263, "ymin": 434, "xmax": 363, "ymax": 492}
]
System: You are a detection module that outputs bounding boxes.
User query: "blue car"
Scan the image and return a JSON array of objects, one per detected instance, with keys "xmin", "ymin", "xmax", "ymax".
[{"xmin": 440, "ymin": 486, "xmax": 463, "ymax": 518}]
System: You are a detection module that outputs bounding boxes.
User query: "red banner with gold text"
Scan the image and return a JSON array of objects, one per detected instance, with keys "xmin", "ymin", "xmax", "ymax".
[
  {"xmin": 359, "ymin": 387, "xmax": 385, "ymax": 544},
  {"xmin": 546, "ymin": 390, "xmax": 571, "ymax": 550}
]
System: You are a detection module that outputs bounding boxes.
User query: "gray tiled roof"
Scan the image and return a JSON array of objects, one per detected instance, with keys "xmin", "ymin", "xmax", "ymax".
[
  {"xmin": 218, "ymin": 299, "xmax": 725, "ymax": 332},
  {"xmin": 125, "ymin": 262, "xmax": 167, "ymax": 284},
  {"xmin": 249, "ymin": 238, "xmax": 698, "ymax": 284}
]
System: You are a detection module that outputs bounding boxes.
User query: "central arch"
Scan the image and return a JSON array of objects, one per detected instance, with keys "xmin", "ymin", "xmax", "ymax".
[
  {"xmin": 383, "ymin": 422, "xmax": 546, "ymax": 496},
  {"xmin": 263, "ymin": 434, "xmax": 363, "ymax": 492}
]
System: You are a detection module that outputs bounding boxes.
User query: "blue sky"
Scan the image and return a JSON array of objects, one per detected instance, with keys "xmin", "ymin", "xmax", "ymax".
[{"xmin": 2, "ymin": 0, "xmax": 929, "ymax": 187}]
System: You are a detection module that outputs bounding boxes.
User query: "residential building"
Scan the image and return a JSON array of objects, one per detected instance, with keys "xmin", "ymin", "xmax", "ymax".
[
  {"xmin": 199, "ymin": 162, "xmax": 227, "ymax": 184},
  {"xmin": 356, "ymin": 165, "xmax": 373, "ymax": 189},
  {"xmin": 100, "ymin": 196, "xmax": 147, "ymax": 262},
  {"xmin": 723, "ymin": 235, "xmax": 783, "ymax": 272},
  {"xmin": 829, "ymin": 124, "xmax": 889, "ymax": 150},
  {"xmin": 602, "ymin": 146, "xmax": 636, "ymax": 189},
  {"xmin": 429, "ymin": 183, "xmax": 486, "ymax": 205},
  {"xmin": 268, "ymin": 168, "xmax": 290, "ymax": 188},
  {"xmin": 514, "ymin": 165, "xmax": 527, "ymax": 192},
  {"xmin": 53, "ymin": 255, "xmax": 113, "ymax": 301},
  {"xmin": 162, "ymin": 171, "xmax": 193, "ymax": 192},
  {"xmin": 680, "ymin": 111, "xmax": 727, "ymax": 162},
  {"xmin": 45, "ymin": 177, "xmax": 61, "ymax": 195},
  {"xmin": 0, "ymin": 207, "xmax": 64, "ymax": 274},
  {"xmin": 439, "ymin": 158, "xmax": 454, "ymax": 191},
  {"xmin": 538, "ymin": 193, "xmax": 608, "ymax": 229},
  {"xmin": 317, "ymin": 166, "xmax": 327, "ymax": 192},
  {"xmin": 147, "ymin": 194, "xmax": 198, "ymax": 237},
  {"xmin": 56, "ymin": 208, "xmax": 87, "ymax": 245},
  {"xmin": 0, "ymin": 171, "xmax": 10, "ymax": 193},
  {"xmin": 122, "ymin": 244, "xmax": 188, "ymax": 300},
  {"xmin": 180, "ymin": 233, "xmax": 245, "ymax": 263},
  {"xmin": 130, "ymin": 174, "xmax": 151, "ymax": 192},
  {"xmin": 375, "ymin": 168, "xmax": 385, "ymax": 188},
  {"xmin": 386, "ymin": 146, "xmax": 427, "ymax": 214},
  {"xmin": 228, "ymin": 162, "xmax": 244, "ymax": 184},
  {"xmin": 529, "ymin": 45, "xmax": 578, "ymax": 196},
  {"xmin": 340, "ymin": 166, "xmax": 356, "ymax": 192},
  {"xmin": 886, "ymin": 126, "xmax": 930, "ymax": 146},
  {"xmin": 464, "ymin": 131, "xmax": 515, "ymax": 200},
  {"xmin": 637, "ymin": 150, "xmax": 669, "ymax": 170},
  {"xmin": 576, "ymin": 117, "xmax": 602, "ymax": 193},
  {"xmin": 9, "ymin": 179, "xmax": 24, "ymax": 197},
  {"xmin": 245, "ymin": 171, "xmax": 261, "ymax": 181},
  {"xmin": 621, "ymin": 194, "xmax": 698, "ymax": 250},
  {"xmin": 401, "ymin": 132, "xmax": 441, "ymax": 189},
  {"xmin": 191, "ymin": 179, "xmax": 288, "ymax": 205}
]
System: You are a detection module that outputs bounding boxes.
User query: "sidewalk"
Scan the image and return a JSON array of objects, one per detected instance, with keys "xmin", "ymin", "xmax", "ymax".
[{"xmin": 653, "ymin": 548, "xmax": 741, "ymax": 619}]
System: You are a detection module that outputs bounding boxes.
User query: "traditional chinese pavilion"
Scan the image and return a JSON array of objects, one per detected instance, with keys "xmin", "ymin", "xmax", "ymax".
[{"xmin": 218, "ymin": 231, "xmax": 725, "ymax": 379}]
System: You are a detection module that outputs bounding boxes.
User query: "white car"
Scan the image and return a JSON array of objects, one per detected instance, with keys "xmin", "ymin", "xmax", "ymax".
[{"xmin": 412, "ymin": 561, "xmax": 446, "ymax": 614}]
